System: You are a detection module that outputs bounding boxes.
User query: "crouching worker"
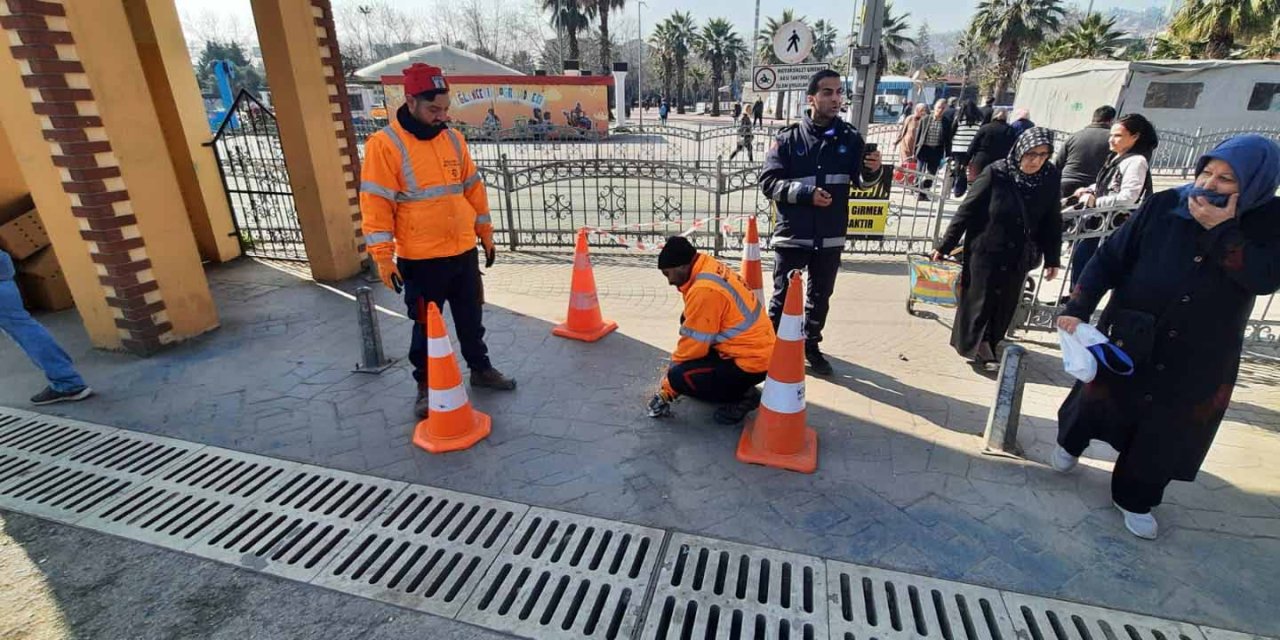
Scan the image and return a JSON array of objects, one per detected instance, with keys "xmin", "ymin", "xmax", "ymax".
[{"xmin": 647, "ymin": 237, "xmax": 777, "ymax": 424}]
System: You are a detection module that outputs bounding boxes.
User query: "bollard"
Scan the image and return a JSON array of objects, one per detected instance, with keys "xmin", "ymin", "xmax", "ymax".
[
  {"xmin": 982, "ymin": 344, "xmax": 1027, "ymax": 458},
  {"xmin": 352, "ymin": 286, "xmax": 396, "ymax": 374}
]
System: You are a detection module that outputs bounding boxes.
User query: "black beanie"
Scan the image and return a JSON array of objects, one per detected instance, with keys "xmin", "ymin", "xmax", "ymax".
[{"xmin": 657, "ymin": 236, "xmax": 697, "ymax": 269}]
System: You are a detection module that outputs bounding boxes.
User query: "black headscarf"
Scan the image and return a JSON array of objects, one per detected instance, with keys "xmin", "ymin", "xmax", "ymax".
[{"xmin": 1001, "ymin": 127, "xmax": 1055, "ymax": 195}]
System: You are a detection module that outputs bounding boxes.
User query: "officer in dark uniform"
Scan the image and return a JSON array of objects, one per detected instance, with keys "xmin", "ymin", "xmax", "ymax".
[{"xmin": 759, "ymin": 69, "xmax": 882, "ymax": 375}]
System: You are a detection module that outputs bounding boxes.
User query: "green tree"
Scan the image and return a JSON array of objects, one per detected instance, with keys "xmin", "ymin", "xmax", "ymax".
[
  {"xmin": 195, "ymin": 41, "xmax": 264, "ymax": 99},
  {"xmin": 909, "ymin": 21, "xmax": 936, "ymax": 71},
  {"xmin": 811, "ymin": 19, "xmax": 840, "ymax": 61},
  {"xmin": 1236, "ymin": 16, "xmax": 1280, "ymax": 58},
  {"xmin": 649, "ymin": 20, "xmax": 678, "ymax": 102},
  {"xmin": 971, "ymin": 0, "xmax": 1067, "ymax": 99},
  {"xmin": 949, "ymin": 29, "xmax": 989, "ymax": 98},
  {"xmin": 664, "ymin": 11, "xmax": 697, "ymax": 113},
  {"xmin": 725, "ymin": 32, "xmax": 750, "ymax": 94},
  {"xmin": 1169, "ymin": 0, "xmax": 1279, "ymax": 59},
  {"xmin": 583, "ymin": 0, "xmax": 627, "ymax": 74},
  {"xmin": 696, "ymin": 18, "xmax": 740, "ymax": 116},
  {"xmin": 758, "ymin": 9, "xmax": 807, "ymax": 118},
  {"xmin": 543, "ymin": 0, "xmax": 590, "ymax": 62},
  {"xmin": 1057, "ymin": 13, "xmax": 1127, "ymax": 58},
  {"xmin": 889, "ymin": 60, "xmax": 911, "ymax": 75},
  {"xmin": 877, "ymin": 3, "xmax": 917, "ymax": 89}
]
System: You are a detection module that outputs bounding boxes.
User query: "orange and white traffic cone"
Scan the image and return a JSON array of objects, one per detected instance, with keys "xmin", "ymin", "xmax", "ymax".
[
  {"xmin": 552, "ymin": 228, "xmax": 618, "ymax": 342},
  {"xmin": 740, "ymin": 217, "xmax": 764, "ymax": 303},
  {"xmin": 413, "ymin": 301, "xmax": 491, "ymax": 453},
  {"xmin": 736, "ymin": 269, "xmax": 818, "ymax": 473}
]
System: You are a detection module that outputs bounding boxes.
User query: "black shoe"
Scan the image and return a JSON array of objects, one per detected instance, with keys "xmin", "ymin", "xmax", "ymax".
[
  {"xmin": 712, "ymin": 388, "xmax": 762, "ymax": 425},
  {"xmin": 30, "ymin": 386, "xmax": 93, "ymax": 406},
  {"xmin": 471, "ymin": 368, "xmax": 517, "ymax": 391},
  {"xmin": 805, "ymin": 347, "xmax": 834, "ymax": 376},
  {"xmin": 414, "ymin": 388, "xmax": 430, "ymax": 419}
]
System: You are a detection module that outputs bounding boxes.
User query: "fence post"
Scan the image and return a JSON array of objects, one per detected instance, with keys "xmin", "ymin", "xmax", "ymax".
[
  {"xmin": 1184, "ymin": 126, "xmax": 1203, "ymax": 179},
  {"xmin": 352, "ymin": 286, "xmax": 396, "ymax": 374},
  {"xmin": 696, "ymin": 123, "xmax": 704, "ymax": 171},
  {"xmin": 499, "ymin": 154, "xmax": 518, "ymax": 251},
  {"xmin": 982, "ymin": 344, "xmax": 1027, "ymax": 457},
  {"xmin": 714, "ymin": 157, "xmax": 725, "ymax": 258}
]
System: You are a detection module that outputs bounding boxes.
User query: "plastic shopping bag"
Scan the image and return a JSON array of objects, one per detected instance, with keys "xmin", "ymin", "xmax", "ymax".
[{"xmin": 1058, "ymin": 323, "xmax": 1135, "ymax": 383}]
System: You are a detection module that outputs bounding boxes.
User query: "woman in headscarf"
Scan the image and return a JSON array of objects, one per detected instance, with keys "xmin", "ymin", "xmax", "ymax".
[
  {"xmin": 933, "ymin": 128, "xmax": 1063, "ymax": 369},
  {"xmin": 1054, "ymin": 135, "xmax": 1280, "ymax": 540}
]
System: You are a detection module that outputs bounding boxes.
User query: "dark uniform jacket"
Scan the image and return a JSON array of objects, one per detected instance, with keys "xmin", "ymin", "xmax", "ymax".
[{"xmin": 759, "ymin": 114, "xmax": 866, "ymax": 250}]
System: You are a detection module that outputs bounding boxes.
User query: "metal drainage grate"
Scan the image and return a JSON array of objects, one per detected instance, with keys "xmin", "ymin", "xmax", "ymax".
[
  {"xmin": 457, "ymin": 507, "xmax": 665, "ymax": 639},
  {"xmin": 0, "ymin": 408, "xmax": 114, "ymax": 472},
  {"xmin": 1199, "ymin": 629, "xmax": 1274, "ymax": 640},
  {"xmin": 1004, "ymin": 593, "xmax": 1206, "ymax": 640},
  {"xmin": 83, "ymin": 447, "xmax": 300, "ymax": 552},
  {"xmin": 189, "ymin": 464, "xmax": 405, "ymax": 582},
  {"xmin": 311, "ymin": 485, "xmax": 528, "ymax": 617},
  {"xmin": 827, "ymin": 561, "xmax": 1015, "ymax": 640},
  {"xmin": 0, "ymin": 426, "xmax": 195, "ymax": 524},
  {"xmin": 641, "ymin": 532, "xmax": 828, "ymax": 640}
]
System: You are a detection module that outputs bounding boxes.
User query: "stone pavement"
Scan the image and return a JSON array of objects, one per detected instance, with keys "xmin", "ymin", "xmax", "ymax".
[{"xmin": 1, "ymin": 254, "xmax": 1277, "ymax": 636}]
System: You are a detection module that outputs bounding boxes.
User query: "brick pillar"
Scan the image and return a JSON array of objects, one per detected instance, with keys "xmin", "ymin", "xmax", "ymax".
[
  {"xmin": 251, "ymin": 0, "xmax": 363, "ymax": 281},
  {"xmin": 312, "ymin": 0, "xmax": 365, "ymax": 257},
  {"xmin": 0, "ymin": 0, "xmax": 217, "ymax": 353}
]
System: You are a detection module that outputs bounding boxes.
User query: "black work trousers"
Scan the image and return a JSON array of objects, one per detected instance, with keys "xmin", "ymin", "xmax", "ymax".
[
  {"xmin": 769, "ymin": 247, "xmax": 842, "ymax": 347},
  {"xmin": 1058, "ymin": 432, "xmax": 1169, "ymax": 514},
  {"xmin": 400, "ymin": 249, "xmax": 491, "ymax": 385},
  {"xmin": 667, "ymin": 351, "xmax": 766, "ymax": 403}
]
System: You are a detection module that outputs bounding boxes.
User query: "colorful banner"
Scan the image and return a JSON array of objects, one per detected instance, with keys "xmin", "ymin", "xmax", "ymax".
[
  {"xmin": 382, "ymin": 75, "xmax": 611, "ymax": 133},
  {"xmin": 847, "ymin": 166, "xmax": 893, "ymax": 237}
]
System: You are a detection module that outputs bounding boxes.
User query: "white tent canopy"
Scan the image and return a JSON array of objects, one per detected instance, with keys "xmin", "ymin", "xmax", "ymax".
[
  {"xmin": 353, "ymin": 44, "xmax": 523, "ymax": 83},
  {"xmin": 1016, "ymin": 59, "xmax": 1280, "ymax": 133}
]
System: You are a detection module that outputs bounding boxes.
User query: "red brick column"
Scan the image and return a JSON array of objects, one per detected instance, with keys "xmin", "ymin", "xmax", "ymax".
[
  {"xmin": 1, "ymin": 0, "xmax": 172, "ymax": 353},
  {"xmin": 311, "ymin": 0, "xmax": 365, "ymax": 256}
]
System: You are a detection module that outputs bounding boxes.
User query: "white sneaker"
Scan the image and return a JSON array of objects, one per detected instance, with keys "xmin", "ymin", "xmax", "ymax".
[
  {"xmin": 1114, "ymin": 503, "xmax": 1158, "ymax": 540},
  {"xmin": 1050, "ymin": 445, "xmax": 1078, "ymax": 473}
]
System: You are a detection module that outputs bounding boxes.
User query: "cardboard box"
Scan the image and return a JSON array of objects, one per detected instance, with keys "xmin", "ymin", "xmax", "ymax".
[
  {"xmin": 15, "ymin": 247, "xmax": 73, "ymax": 311},
  {"xmin": 0, "ymin": 207, "xmax": 50, "ymax": 261}
]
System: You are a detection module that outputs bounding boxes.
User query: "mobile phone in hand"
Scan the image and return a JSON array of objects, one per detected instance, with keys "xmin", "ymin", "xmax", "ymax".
[{"xmin": 864, "ymin": 143, "xmax": 878, "ymax": 155}]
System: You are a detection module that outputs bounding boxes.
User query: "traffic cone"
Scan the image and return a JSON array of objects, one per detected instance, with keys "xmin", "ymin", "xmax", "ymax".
[
  {"xmin": 413, "ymin": 301, "xmax": 491, "ymax": 453},
  {"xmin": 740, "ymin": 217, "xmax": 764, "ymax": 303},
  {"xmin": 552, "ymin": 228, "xmax": 618, "ymax": 342},
  {"xmin": 736, "ymin": 269, "xmax": 818, "ymax": 473}
]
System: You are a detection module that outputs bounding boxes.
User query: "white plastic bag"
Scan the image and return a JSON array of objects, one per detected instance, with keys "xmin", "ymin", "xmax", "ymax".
[{"xmin": 1058, "ymin": 323, "xmax": 1110, "ymax": 383}]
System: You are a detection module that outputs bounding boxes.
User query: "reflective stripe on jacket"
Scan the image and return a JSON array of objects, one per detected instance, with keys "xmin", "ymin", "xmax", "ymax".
[
  {"xmin": 670, "ymin": 253, "xmax": 776, "ymax": 373},
  {"xmin": 359, "ymin": 120, "xmax": 492, "ymax": 260}
]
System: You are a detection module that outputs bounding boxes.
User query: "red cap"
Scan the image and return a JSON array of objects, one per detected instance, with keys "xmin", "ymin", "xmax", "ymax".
[{"xmin": 404, "ymin": 63, "xmax": 448, "ymax": 96}]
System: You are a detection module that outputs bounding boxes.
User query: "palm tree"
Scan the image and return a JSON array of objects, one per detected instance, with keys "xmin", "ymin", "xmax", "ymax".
[
  {"xmin": 758, "ymin": 9, "xmax": 807, "ymax": 118},
  {"xmin": 725, "ymin": 33, "xmax": 750, "ymax": 95},
  {"xmin": 971, "ymin": 0, "xmax": 1067, "ymax": 100},
  {"xmin": 543, "ymin": 0, "xmax": 591, "ymax": 62},
  {"xmin": 1057, "ymin": 12, "xmax": 1127, "ymax": 59},
  {"xmin": 665, "ymin": 11, "xmax": 697, "ymax": 113},
  {"xmin": 583, "ymin": 0, "xmax": 627, "ymax": 74},
  {"xmin": 696, "ymin": 18, "xmax": 739, "ymax": 116},
  {"xmin": 811, "ymin": 19, "xmax": 839, "ymax": 61},
  {"xmin": 650, "ymin": 19, "xmax": 677, "ymax": 102},
  {"xmin": 950, "ymin": 29, "xmax": 987, "ymax": 99},
  {"xmin": 877, "ymin": 3, "xmax": 916, "ymax": 89},
  {"xmin": 1235, "ymin": 16, "xmax": 1280, "ymax": 58},
  {"xmin": 1169, "ymin": 0, "xmax": 1279, "ymax": 59}
]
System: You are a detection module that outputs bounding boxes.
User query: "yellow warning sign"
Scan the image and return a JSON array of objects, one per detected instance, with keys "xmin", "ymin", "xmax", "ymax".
[{"xmin": 847, "ymin": 168, "xmax": 893, "ymax": 237}]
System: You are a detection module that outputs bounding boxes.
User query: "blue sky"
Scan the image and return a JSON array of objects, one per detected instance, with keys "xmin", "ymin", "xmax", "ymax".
[{"xmin": 176, "ymin": 0, "xmax": 1169, "ymax": 43}]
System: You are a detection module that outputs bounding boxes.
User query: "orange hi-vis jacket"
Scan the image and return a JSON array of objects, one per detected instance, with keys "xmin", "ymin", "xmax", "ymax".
[
  {"xmin": 360, "ymin": 120, "xmax": 492, "ymax": 261},
  {"xmin": 664, "ymin": 253, "xmax": 776, "ymax": 392}
]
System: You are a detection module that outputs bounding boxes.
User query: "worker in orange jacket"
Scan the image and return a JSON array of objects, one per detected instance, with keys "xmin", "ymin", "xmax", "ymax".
[
  {"xmin": 361, "ymin": 63, "xmax": 516, "ymax": 418},
  {"xmin": 648, "ymin": 236, "xmax": 777, "ymax": 425}
]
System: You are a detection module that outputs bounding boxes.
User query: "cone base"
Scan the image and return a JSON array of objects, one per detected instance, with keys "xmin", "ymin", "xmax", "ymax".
[
  {"xmin": 735, "ymin": 414, "xmax": 818, "ymax": 473},
  {"xmin": 551, "ymin": 319, "xmax": 618, "ymax": 342},
  {"xmin": 413, "ymin": 408, "xmax": 492, "ymax": 453}
]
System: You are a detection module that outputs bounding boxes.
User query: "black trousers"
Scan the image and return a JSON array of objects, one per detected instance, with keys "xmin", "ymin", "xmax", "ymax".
[
  {"xmin": 728, "ymin": 141, "xmax": 753, "ymax": 161},
  {"xmin": 769, "ymin": 247, "xmax": 842, "ymax": 347},
  {"xmin": 917, "ymin": 145, "xmax": 945, "ymax": 190},
  {"xmin": 400, "ymin": 249, "xmax": 491, "ymax": 385},
  {"xmin": 753, "ymin": 113, "xmax": 763, "ymax": 127},
  {"xmin": 1059, "ymin": 431, "xmax": 1169, "ymax": 514},
  {"xmin": 667, "ymin": 351, "xmax": 766, "ymax": 403}
]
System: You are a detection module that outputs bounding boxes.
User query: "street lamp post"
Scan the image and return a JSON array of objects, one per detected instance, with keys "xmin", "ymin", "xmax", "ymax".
[{"xmin": 638, "ymin": 0, "xmax": 645, "ymax": 127}]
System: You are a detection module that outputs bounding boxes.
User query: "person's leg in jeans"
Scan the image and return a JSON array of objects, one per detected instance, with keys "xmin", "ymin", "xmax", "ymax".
[
  {"xmin": 443, "ymin": 249, "xmax": 493, "ymax": 374},
  {"xmin": 0, "ymin": 278, "xmax": 87, "ymax": 394},
  {"xmin": 918, "ymin": 146, "xmax": 943, "ymax": 191}
]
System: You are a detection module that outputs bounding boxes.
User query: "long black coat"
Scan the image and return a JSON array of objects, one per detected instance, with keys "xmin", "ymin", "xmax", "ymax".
[
  {"xmin": 967, "ymin": 121, "xmax": 1018, "ymax": 172},
  {"xmin": 1059, "ymin": 190, "xmax": 1280, "ymax": 482},
  {"xmin": 938, "ymin": 162, "xmax": 1063, "ymax": 358}
]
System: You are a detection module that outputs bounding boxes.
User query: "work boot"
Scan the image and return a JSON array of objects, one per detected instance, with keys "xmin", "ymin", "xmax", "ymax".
[
  {"xmin": 471, "ymin": 368, "xmax": 517, "ymax": 391},
  {"xmin": 805, "ymin": 345, "xmax": 833, "ymax": 376},
  {"xmin": 414, "ymin": 387, "xmax": 430, "ymax": 419},
  {"xmin": 30, "ymin": 386, "xmax": 93, "ymax": 406},
  {"xmin": 712, "ymin": 387, "xmax": 762, "ymax": 425}
]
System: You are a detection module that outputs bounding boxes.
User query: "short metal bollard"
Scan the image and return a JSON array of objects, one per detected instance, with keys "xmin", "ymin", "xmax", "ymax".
[
  {"xmin": 982, "ymin": 344, "xmax": 1027, "ymax": 458},
  {"xmin": 352, "ymin": 286, "xmax": 396, "ymax": 374}
]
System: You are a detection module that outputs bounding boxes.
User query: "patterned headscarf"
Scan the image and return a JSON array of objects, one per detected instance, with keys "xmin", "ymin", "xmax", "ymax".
[{"xmin": 1004, "ymin": 127, "xmax": 1055, "ymax": 194}]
